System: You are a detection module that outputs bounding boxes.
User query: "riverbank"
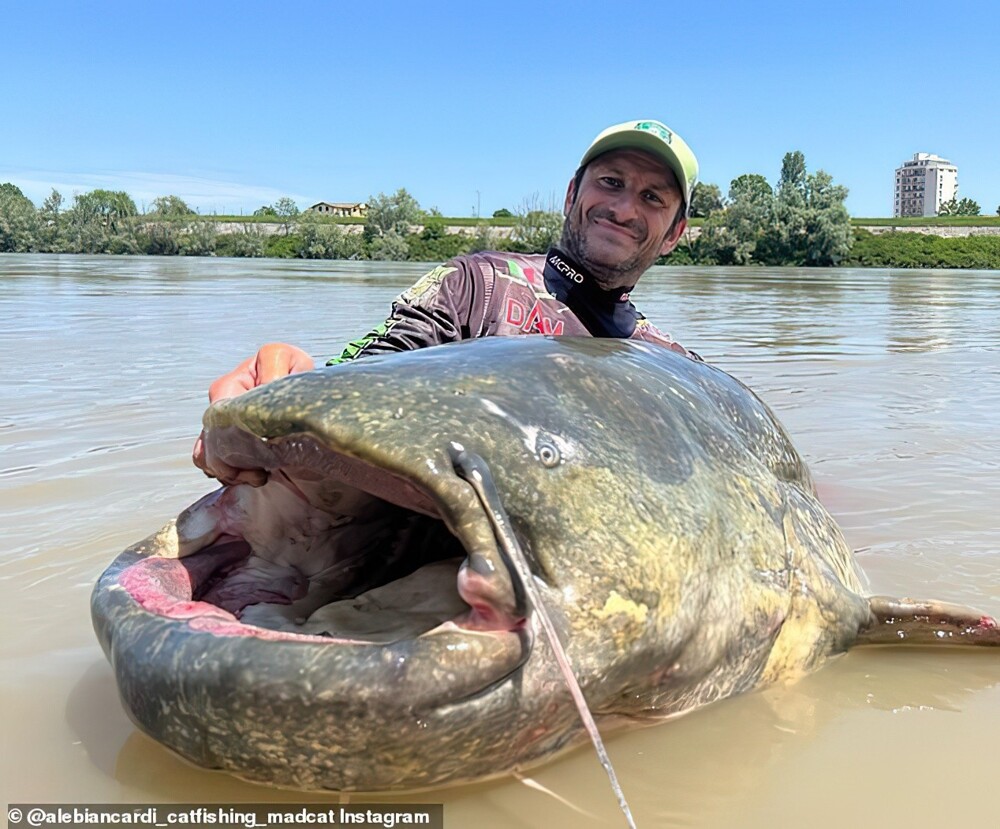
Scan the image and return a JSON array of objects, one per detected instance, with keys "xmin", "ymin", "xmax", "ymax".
[{"xmin": 4, "ymin": 206, "xmax": 1000, "ymax": 268}]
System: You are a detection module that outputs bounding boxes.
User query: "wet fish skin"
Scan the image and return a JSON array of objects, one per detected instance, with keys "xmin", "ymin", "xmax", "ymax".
[{"xmin": 92, "ymin": 336, "xmax": 995, "ymax": 791}]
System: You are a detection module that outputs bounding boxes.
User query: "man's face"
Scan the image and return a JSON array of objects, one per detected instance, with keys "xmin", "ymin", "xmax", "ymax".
[{"xmin": 560, "ymin": 148, "xmax": 687, "ymax": 290}]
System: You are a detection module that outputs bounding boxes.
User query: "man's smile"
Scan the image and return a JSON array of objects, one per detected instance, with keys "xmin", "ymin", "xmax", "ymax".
[{"xmin": 590, "ymin": 212, "xmax": 644, "ymax": 243}]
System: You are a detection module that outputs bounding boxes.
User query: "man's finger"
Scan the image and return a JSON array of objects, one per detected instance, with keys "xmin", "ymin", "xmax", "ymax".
[
  {"xmin": 255, "ymin": 343, "xmax": 296, "ymax": 385},
  {"xmin": 192, "ymin": 432, "xmax": 268, "ymax": 488},
  {"xmin": 208, "ymin": 356, "xmax": 257, "ymax": 403}
]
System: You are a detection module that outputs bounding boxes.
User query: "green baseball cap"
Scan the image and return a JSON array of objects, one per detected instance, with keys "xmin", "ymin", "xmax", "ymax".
[{"xmin": 580, "ymin": 119, "xmax": 699, "ymax": 208}]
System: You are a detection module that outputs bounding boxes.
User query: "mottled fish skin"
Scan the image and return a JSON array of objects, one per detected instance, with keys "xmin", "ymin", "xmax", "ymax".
[{"xmin": 92, "ymin": 336, "xmax": 979, "ymax": 792}]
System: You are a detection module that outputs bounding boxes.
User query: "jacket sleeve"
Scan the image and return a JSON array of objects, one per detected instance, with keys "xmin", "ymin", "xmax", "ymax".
[{"xmin": 326, "ymin": 257, "xmax": 489, "ymax": 364}]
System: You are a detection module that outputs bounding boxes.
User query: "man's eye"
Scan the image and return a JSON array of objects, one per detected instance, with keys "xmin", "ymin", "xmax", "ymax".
[
  {"xmin": 644, "ymin": 192, "xmax": 664, "ymax": 204},
  {"xmin": 600, "ymin": 177, "xmax": 622, "ymax": 187}
]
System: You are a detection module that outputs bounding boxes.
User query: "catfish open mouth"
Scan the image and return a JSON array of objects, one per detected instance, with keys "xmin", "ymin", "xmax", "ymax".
[{"xmin": 135, "ymin": 427, "xmax": 531, "ymax": 654}]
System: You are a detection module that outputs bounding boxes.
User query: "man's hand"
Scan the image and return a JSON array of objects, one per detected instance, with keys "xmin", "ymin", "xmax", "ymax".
[{"xmin": 193, "ymin": 343, "xmax": 316, "ymax": 485}]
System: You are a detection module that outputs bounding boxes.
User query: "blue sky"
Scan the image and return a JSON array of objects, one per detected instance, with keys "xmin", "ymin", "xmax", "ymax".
[{"xmin": 3, "ymin": 0, "xmax": 997, "ymax": 218}]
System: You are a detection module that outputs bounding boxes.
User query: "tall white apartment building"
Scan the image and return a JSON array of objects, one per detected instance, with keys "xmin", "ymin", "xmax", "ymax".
[{"xmin": 894, "ymin": 153, "xmax": 958, "ymax": 217}]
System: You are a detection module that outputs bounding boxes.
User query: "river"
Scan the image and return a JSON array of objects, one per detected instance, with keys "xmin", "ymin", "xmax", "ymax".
[{"xmin": 2, "ymin": 254, "xmax": 998, "ymax": 827}]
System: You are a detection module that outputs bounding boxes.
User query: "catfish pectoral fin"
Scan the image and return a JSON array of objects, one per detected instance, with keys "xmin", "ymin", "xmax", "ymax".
[{"xmin": 857, "ymin": 596, "xmax": 1000, "ymax": 647}]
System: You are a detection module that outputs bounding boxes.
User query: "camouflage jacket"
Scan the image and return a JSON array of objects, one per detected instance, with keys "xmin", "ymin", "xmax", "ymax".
[{"xmin": 329, "ymin": 247, "xmax": 699, "ymax": 364}]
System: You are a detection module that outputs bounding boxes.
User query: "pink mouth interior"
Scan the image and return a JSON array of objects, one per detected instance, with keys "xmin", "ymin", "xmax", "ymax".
[{"xmin": 119, "ymin": 456, "xmax": 526, "ymax": 645}]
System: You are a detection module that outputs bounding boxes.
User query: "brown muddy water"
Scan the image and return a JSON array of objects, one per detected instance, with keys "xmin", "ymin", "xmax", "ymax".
[{"xmin": 2, "ymin": 254, "xmax": 998, "ymax": 827}]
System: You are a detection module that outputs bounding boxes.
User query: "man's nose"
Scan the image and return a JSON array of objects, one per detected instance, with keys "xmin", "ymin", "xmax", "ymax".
[{"xmin": 608, "ymin": 188, "xmax": 641, "ymax": 223}]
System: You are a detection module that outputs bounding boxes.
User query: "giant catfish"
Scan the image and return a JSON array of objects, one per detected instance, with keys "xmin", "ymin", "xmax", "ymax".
[{"xmin": 91, "ymin": 337, "xmax": 998, "ymax": 792}]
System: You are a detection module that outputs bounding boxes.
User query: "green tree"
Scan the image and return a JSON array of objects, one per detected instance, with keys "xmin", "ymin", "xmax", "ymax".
[
  {"xmin": 368, "ymin": 227, "xmax": 410, "ymax": 260},
  {"xmin": 418, "ymin": 207, "xmax": 450, "ymax": 242},
  {"xmin": 470, "ymin": 221, "xmax": 498, "ymax": 253},
  {"xmin": 273, "ymin": 197, "xmax": 299, "ymax": 218},
  {"xmin": 698, "ymin": 155, "xmax": 851, "ymax": 266},
  {"xmin": 729, "ymin": 174, "xmax": 774, "ymax": 205},
  {"xmin": 63, "ymin": 189, "xmax": 138, "ymax": 253},
  {"xmin": 699, "ymin": 174, "xmax": 774, "ymax": 264},
  {"xmin": 38, "ymin": 189, "xmax": 66, "ymax": 251},
  {"xmin": 690, "ymin": 182, "xmax": 724, "ymax": 218},
  {"xmin": 139, "ymin": 222, "xmax": 182, "ymax": 255},
  {"xmin": 509, "ymin": 210, "xmax": 562, "ymax": 252},
  {"xmin": 179, "ymin": 220, "xmax": 218, "ymax": 256},
  {"xmin": 760, "ymin": 151, "xmax": 808, "ymax": 262},
  {"xmin": 506, "ymin": 195, "xmax": 562, "ymax": 253},
  {"xmin": 956, "ymin": 197, "xmax": 981, "ymax": 216},
  {"xmin": 364, "ymin": 188, "xmax": 422, "ymax": 241},
  {"xmin": 271, "ymin": 197, "xmax": 300, "ymax": 235},
  {"xmin": 762, "ymin": 154, "xmax": 851, "ymax": 265},
  {"xmin": 72, "ymin": 189, "xmax": 138, "ymax": 231},
  {"xmin": 253, "ymin": 204, "xmax": 278, "ymax": 217},
  {"xmin": 938, "ymin": 197, "xmax": 979, "ymax": 216},
  {"xmin": 0, "ymin": 183, "xmax": 27, "ymax": 199},
  {"xmin": 295, "ymin": 211, "xmax": 364, "ymax": 259},
  {"xmin": 777, "ymin": 151, "xmax": 807, "ymax": 206},
  {"xmin": 798, "ymin": 169, "xmax": 852, "ymax": 265},
  {"xmin": 218, "ymin": 224, "xmax": 266, "ymax": 257},
  {"xmin": 406, "ymin": 228, "xmax": 473, "ymax": 262},
  {"xmin": 0, "ymin": 182, "xmax": 39, "ymax": 252},
  {"xmin": 492, "ymin": 208, "xmax": 513, "ymax": 218},
  {"xmin": 150, "ymin": 195, "xmax": 195, "ymax": 217}
]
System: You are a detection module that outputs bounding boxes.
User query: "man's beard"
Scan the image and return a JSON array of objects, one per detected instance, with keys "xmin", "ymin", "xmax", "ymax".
[{"xmin": 559, "ymin": 210, "xmax": 655, "ymax": 291}]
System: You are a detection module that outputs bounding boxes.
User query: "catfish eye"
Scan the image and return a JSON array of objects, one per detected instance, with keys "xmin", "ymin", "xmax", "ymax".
[{"xmin": 536, "ymin": 438, "xmax": 561, "ymax": 468}]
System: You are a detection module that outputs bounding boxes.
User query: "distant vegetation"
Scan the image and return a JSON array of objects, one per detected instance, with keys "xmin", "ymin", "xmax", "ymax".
[
  {"xmin": 0, "ymin": 184, "xmax": 550, "ymax": 262},
  {"xmin": 2, "ymin": 164, "xmax": 998, "ymax": 268},
  {"xmin": 849, "ymin": 215, "xmax": 1000, "ymax": 227},
  {"xmin": 843, "ymin": 230, "xmax": 1000, "ymax": 269}
]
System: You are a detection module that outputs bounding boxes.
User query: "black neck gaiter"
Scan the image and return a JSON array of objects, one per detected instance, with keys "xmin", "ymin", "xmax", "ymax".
[{"xmin": 542, "ymin": 247, "xmax": 639, "ymax": 338}]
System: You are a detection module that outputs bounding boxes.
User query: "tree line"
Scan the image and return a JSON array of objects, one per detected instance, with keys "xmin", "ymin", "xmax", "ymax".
[
  {"xmin": 676, "ymin": 151, "xmax": 854, "ymax": 266},
  {"xmin": 0, "ymin": 183, "xmax": 562, "ymax": 262},
  {"xmin": 2, "ymin": 154, "xmax": 998, "ymax": 268}
]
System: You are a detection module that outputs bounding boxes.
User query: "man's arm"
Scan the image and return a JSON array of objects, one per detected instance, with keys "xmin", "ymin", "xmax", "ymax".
[
  {"xmin": 328, "ymin": 258, "xmax": 486, "ymax": 363},
  {"xmin": 194, "ymin": 257, "xmax": 488, "ymax": 482}
]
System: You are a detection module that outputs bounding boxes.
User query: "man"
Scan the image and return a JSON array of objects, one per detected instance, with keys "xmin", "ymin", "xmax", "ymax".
[{"xmin": 194, "ymin": 119, "xmax": 699, "ymax": 485}]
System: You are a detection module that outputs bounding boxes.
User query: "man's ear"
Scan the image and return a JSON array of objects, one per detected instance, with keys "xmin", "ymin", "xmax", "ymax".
[
  {"xmin": 659, "ymin": 217, "xmax": 688, "ymax": 256},
  {"xmin": 563, "ymin": 178, "xmax": 576, "ymax": 216}
]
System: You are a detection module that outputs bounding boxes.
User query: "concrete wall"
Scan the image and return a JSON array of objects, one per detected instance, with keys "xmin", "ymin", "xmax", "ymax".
[{"xmin": 855, "ymin": 225, "xmax": 1000, "ymax": 237}]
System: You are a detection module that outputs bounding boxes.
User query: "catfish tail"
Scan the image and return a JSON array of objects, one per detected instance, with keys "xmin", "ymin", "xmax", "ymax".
[{"xmin": 857, "ymin": 596, "xmax": 999, "ymax": 647}]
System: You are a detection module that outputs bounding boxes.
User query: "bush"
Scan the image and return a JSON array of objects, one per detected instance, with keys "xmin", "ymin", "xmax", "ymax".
[
  {"xmin": 468, "ymin": 223, "xmax": 499, "ymax": 253},
  {"xmin": 507, "ymin": 208, "xmax": 562, "ymax": 253},
  {"xmin": 405, "ymin": 231, "xmax": 473, "ymax": 262},
  {"xmin": 265, "ymin": 234, "xmax": 299, "ymax": 258},
  {"xmin": 0, "ymin": 184, "xmax": 40, "ymax": 252},
  {"xmin": 295, "ymin": 220, "xmax": 366, "ymax": 260},
  {"xmin": 215, "ymin": 225, "xmax": 266, "ymax": 258},
  {"xmin": 139, "ymin": 223, "xmax": 182, "ymax": 255},
  {"xmin": 845, "ymin": 229, "xmax": 1000, "ymax": 269},
  {"xmin": 368, "ymin": 228, "xmax": 410, "ymax": 261},
  {"xmin": 180, "ymin": 221, "xmax": 218, "ymax": 256}
]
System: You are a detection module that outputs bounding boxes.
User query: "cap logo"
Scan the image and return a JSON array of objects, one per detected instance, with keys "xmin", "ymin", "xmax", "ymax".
[{"xmin": 634, "ymin": 121, "xmax": 672, "ymax": 144}]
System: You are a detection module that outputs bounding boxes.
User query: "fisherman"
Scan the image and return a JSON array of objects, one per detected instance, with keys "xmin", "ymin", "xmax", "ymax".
[{"xmin": 194, "ymin": 119, "xmax": 700, "ymax": 485}]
